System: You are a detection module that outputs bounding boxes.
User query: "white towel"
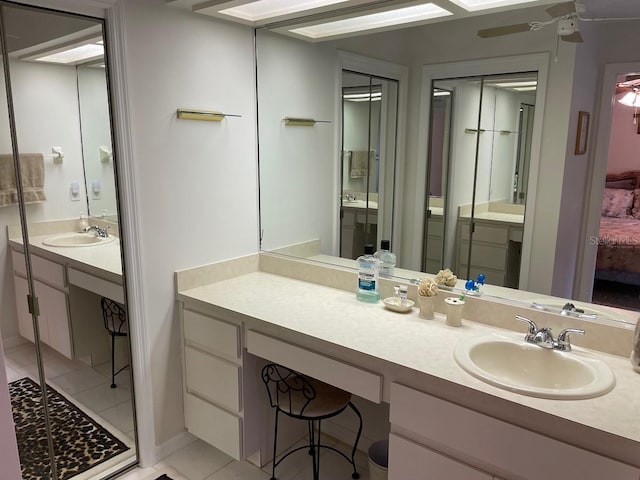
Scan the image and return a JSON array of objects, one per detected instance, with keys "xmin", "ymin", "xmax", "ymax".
[
  {"xmin": 350, "ymin": 150, "xmax": 373, "ymax": 178},
  {"xmin": 0, "ymin": 153, "xmax": 46, "ymax": 207}
]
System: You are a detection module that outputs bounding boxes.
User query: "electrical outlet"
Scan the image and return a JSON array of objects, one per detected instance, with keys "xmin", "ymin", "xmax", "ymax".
[{"xmin": 70, "ymin": 182, "xmax": 80, "ymax": 201}]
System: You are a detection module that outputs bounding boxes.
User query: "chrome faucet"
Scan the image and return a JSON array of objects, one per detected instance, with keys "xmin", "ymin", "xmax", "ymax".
[
  {"xmin": 343, "ymin": 193, "xmax": 357, "ymax": 202},
  {"xmin": 84, "ymin": 224, "xmax": 109, "ymax": 238},
  {"xmin": 515, "ymin": 315, "xmax": 585, "ymax": 352}
]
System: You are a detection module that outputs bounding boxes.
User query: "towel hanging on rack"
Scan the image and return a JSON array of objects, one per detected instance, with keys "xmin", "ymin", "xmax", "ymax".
[
  {"xmin": 349, "ymin": 150, "xmax": 375, "ymax": 178},
  {"xmin": 0, "ymin": 153, "xmax": 46, "ymax": 207}
]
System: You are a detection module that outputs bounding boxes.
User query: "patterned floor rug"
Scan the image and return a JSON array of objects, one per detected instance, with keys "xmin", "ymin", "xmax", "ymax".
[{"xmin": 9, "ymin": 377, "xmax": 129, "ymax": 480}]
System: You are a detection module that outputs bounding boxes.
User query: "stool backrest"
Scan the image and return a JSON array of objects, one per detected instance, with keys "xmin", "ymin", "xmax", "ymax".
[
  {"xmin": 261, "ymin": 364, "xmax": 316, "ymax": 416},
  {"xmin": 100, "ymin": 297, "xmax": 127, "ymax": 334}
]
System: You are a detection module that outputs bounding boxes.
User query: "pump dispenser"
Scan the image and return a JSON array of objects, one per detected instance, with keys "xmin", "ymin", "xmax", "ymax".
[{"xmin": 78, "ymin": 212, "xmax": 88, "ymax": 231}]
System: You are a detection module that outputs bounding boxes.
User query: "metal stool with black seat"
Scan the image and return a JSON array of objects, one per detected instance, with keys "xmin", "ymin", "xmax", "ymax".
[
  {"xmin": 100, "ymin": 297, "xmax": 129, "ymax": 388},
  {"xmin": 261, "ymin": 363, "xmax": 363, "ymax": 480}
]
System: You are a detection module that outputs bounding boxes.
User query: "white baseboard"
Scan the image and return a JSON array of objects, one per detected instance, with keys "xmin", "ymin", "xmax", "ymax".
[
  {"xmin": 2, "ymin": 335, "xmax": 28, "ymax": 351},
  {"xmin": 154, "ymin": 431, "xmax": 198, "ymax": 463}
]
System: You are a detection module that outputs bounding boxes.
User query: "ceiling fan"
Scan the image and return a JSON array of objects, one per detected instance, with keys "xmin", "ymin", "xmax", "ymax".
[{"xmin": 477, "ymin": 1, "xmax": 635, "ymax": 44}]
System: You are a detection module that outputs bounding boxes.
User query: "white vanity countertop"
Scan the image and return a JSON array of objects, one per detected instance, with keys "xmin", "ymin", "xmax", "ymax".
[
  {"xmin": 9, "ymin": 233, "xmax": 123, "ymax": 282},
  {"xmin": 342, "ymin": 200, "xmax": 378, "ymax": 210},
  {"xmin": 177, "ymin": 271, "xmax": 640, "ymax": 447},
  {"xmin": 461, "ymin": 210, "xmax": 524, "ymax": 224}
]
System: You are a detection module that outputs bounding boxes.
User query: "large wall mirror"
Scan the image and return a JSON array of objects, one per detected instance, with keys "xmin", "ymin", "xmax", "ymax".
[
  {"xmin": 0, "ymin": 3, "xmax": 135, "ymax": 478},
  {"xmin": 255, "ymin": 4, "xmax": 640, "ymax": 326}
]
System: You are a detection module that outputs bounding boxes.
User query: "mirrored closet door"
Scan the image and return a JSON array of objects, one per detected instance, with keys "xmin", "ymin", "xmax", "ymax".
[{"xmin": 0, "ymin": 3, "xmax": 137, "ymax": 479}]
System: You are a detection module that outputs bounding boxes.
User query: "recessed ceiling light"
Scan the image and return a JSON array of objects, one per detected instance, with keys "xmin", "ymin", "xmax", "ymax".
[
  {"xmin": 493, "ymin": 81, "xmax": 537, "ymax": 88},
  {"xmin": 34, "ymin": 42, "xmax": 104, "ymax": 64},
  {"xmin": 218, "ymin": 0, "xmax": 351, "ymax": 22},
  {"xmin": 447, "ymin": 0, "xmax": 538, "ymax": 12},
  {"xmin": 513, "ymin": 86, "xmax": 537, "ymax": 91},
  {"xmin": 433, "ymin": 90, "xmax": 451, "ymax": 96},
  {"xmin": 290, "ymin": 3, "xmax": 452, "ymax": 39}
]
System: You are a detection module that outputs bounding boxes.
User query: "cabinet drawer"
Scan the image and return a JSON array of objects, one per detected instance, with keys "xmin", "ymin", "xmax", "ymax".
[
  {"xmin": 389, "ymin": 434, "xmax": 491, "ymax": 480},
  {"xmin": 185, "ymin": 347, "xmax": 241, "ymax": 412},
  {"xmin": 11, "ymin": 250, "xmax": 26, "ymax": 277},
  {"xmin": 183, "ymin": 309, "xmax": 240, "ymax": 361},
  {"xmin": 12, "ymin": 250, "xmax": 65, "ymax": 288},
  {"xmin": 184, "ymin": 393, "xmax": 241, "ymax": 460},
  {"xmin": 426, "ymin": 217, "xmax": 443, "ymax": 236},
  {"xmin": 68, "ymin": 268, "xmax": 123, "ymax": 303},
  {"xmin": 509, "ymin": 227, "xmax": 523, "ymax": 243},
  {"xmin": 460, "ymin": 223, "xmax": 508, "ymax": 245},
  {"xmin": 390, "ymin": 383, "xmax": 640, "ymax": 480},
  {"xmin": 459, "ymin": 242, "xmax": 506, "ymax": 270},
  {"xmin": 247, "ymin": 330, "xmax": 382, "ymax": 403}
]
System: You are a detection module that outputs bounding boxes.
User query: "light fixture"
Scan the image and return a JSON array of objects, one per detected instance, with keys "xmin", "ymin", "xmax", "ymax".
[
  {"xmin": 619, "ymin": 89, "xmax": 640, "ymax": 108},
  {"xmin": 433, "ymin": 90, "xmax": 451, "ymax": 96},
  {"xmin": 203, "ymin": 0, "xmax": 350, "ymax": 22},
  {"xmin": 289, "ymin": 3, "xmax": 452, "ymax": 39},
  {"xmin": 493, "ymin": 81, "xmax": 537, "ymax": 88},
  {"xmin": 447, "ymin": 0, "xmax": 538, "ymax": 12},
  {"xmin": 343, "ymin": 92, "xmax": 382, "ymax": 102},
  {"xmin": 177, "ymin": 108, "xmax": 242, "ymax": 121},
  {"xmin": 513, "ymin": 86, "xmax": 537, "ymax": 92}
]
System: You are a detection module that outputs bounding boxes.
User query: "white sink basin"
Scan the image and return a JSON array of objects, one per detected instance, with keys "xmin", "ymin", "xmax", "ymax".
[
  {"xmin": 453, "ymin": 334, "xmax": 615, "ymax": 399},
  {"xmin": 43, "ymin": 232, "xmax": 115, "ymax": 247}
]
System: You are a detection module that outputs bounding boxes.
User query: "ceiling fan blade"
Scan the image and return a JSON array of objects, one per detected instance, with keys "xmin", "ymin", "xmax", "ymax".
[
  {"xmin": 546, "ymin": 1, "xmax": 576, "ymax": 18},
  {"xmin": 561, "ymin": 30, "xmax": 583, "ymax": 42},
  {"xmin": 477, "ymin": 23, "xmax": 532, "ymax": 38}
]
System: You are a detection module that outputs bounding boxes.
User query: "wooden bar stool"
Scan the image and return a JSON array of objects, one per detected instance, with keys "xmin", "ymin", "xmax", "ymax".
[{"xmin": 261, "ymin": 363, "xmax": 362, "ymax": 480}]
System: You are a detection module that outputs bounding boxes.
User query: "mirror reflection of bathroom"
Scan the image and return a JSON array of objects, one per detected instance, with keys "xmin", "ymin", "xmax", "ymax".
[
  {"xmin": 340, "ymin": 70, "xmax": 398, "ymax": 260},
  {"xmin": 426, "ymin": 72, "xmax": 537, "ymax": 288},
  {"xmin": 0, "ymin": 3, "xmax": 136, "ymax": 479}
]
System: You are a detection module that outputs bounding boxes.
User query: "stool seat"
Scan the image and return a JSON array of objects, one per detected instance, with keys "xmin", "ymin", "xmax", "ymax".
[
  {"xmin": 262, "ymin": 363, "xmax": 362, "ymax": 480},
  {"xmin": 283, "ymin": 375, "xmax": 351, "ymax": 418}
]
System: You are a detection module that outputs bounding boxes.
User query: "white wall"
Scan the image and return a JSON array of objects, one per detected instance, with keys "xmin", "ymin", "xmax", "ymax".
[
  {"xmin": 552, "ymin": 22, "xmax": 600, "ymax": 297},
  {"xmin": 77, "ymin": 67, "xmax": 117, "ymax": 218},
  {"xmin": 257, "ymin": 30, "xmax": 338, "ymax": 254},
  {"xmin": 0, "ymin": 60, "xmax": 87, "ymax": 345},
  {"xmin": 121, "ymin": 0, "xmax": 258, "ymax": 445}
]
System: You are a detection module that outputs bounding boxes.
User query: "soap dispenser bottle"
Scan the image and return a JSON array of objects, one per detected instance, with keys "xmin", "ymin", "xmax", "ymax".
[
  {"xmin": 78, "ymin": 212, "xmax": 88, "ymax": 232},
  {"xmin": 356, "ymin": 244, "xmax": 380, "ymax": 303}
]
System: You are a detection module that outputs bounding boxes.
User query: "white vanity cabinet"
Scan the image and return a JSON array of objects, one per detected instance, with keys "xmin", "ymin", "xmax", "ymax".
[
  {"xmin": 181, "ymin": 307, "xmax": 246, "ymax": 460},
  {"xmin": 424, "ymin": 214, "xmax": 444, "ymax": 273},
  {"xmin": 11, "ymin": 250, "xmax": 73, "ymax": 359},
  {"xmin": 457, "ymin": 218, "xmax": 523, "ymax": 287},
  {"xmin": 389, "ymin": 383, "xmax": 640, "ymax": 480}
]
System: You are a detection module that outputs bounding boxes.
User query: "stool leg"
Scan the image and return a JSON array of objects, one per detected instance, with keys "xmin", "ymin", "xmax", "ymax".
[
  {"xmin": 314, "ymin": 420, "xmax": 322, "ymax": 480},
  {"xmin": 270, "ymin": 409, "xmax": 279, "ymax": 480},
  {"xmin": 110, "ymin": 333, "xmax": 117, "ymax": 388},
  {"xmin": 349, "ymin": 402, "xmax": 363, "ymax": 479},
  {"xmin": 308, "ymin": 419, "xmax": 314, "ymax": 456}
]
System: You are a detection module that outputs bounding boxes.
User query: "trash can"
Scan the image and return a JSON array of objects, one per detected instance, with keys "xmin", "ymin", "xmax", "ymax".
[{"xmin": 368, "ymin": 439, "xmax": 389, "ymax": 480}]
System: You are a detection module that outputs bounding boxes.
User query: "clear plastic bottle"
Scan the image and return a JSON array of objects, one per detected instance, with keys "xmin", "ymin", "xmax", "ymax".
[
  {"xmin": 375, "ymin": 240, "xmax": 396, "ymax": 278},
  {"xmin": 356, "ymin": 244, "xmax": 380, "ymax": 303}
]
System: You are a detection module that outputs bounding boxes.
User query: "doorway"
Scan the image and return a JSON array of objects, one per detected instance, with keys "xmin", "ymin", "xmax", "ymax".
[
  {"xmin": 340, "ymin": 70, "xmax": 398, "ymax": 260},
  {"xmin": 590, "ymin": 71, "xmax": 640, "ymax": 311},
  {"xmin": 0, "ymin": 3, "xmax": 137, "ymax": 478}
]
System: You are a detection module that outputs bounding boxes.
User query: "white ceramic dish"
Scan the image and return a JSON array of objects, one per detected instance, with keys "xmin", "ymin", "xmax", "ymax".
[{"xmin": 383, "ymin": 297, "xmax": 415, "ymax": 313}]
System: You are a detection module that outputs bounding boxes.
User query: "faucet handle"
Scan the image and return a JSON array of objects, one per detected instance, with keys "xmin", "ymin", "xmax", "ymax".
[
  {"xmin": 556, "ymin": 328, "xmax": 585, "ymax": 352},
  {"xmin": 515, "ymin": 315, "xmax": 538, "ymax": 338}
]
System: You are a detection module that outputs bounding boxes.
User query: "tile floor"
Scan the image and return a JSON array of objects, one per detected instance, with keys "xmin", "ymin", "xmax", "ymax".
[
  {"xmin": 4, "ymin": 340, "xmax": 137, "ymax": 479},
  {"xmin": 118, "ymin": 436, "xmax": 372, "ymax": 480},
  {"xmin": 5, "ymin": 342, "xmax": 374, "ymax": 480}
]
